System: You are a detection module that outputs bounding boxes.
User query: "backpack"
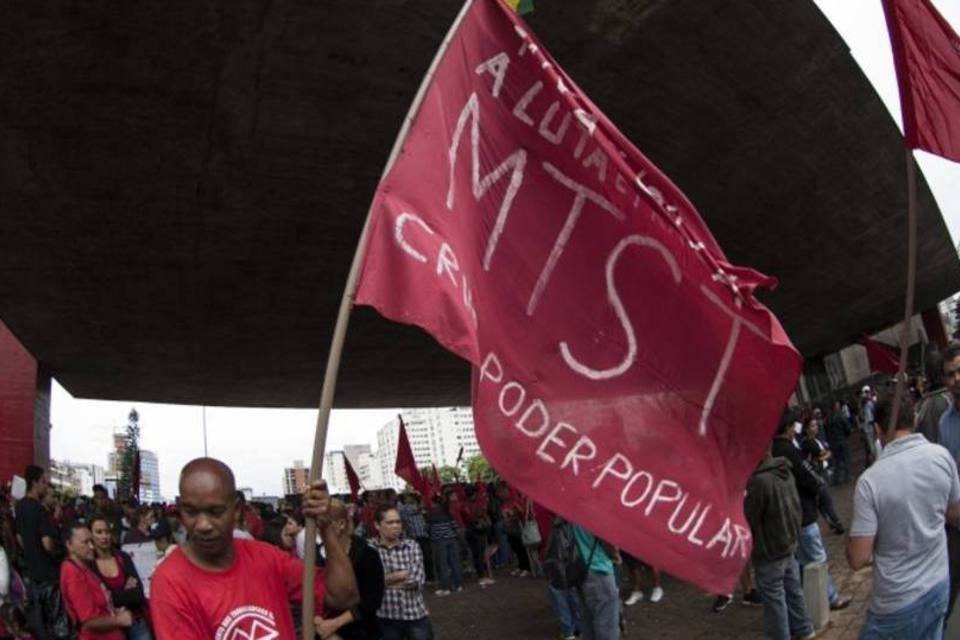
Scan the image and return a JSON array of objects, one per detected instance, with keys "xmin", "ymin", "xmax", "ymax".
[{"xmin": 542, "ymin": 519, "xmax": 596, "ymax": 590}]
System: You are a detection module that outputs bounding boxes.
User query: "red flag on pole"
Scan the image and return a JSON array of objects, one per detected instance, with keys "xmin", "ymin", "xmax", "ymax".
[
  {"xmin": 431, "ymin": 463, "xmax": 442, "ymax": 491},
  {"xmin": 343, "ymin": 453, "xmax": 362, "ymax": 500},
  {"xmin": 861, "ymin": 335, "xmax": 902, "ymax": 375},
  {"xmin": 882, "ymin": 0, "xmax": 960, "ymax": 161},
  {"xmin": 422, "ymin": 473, "xmax": 435, "ymax": 510},
  {"xmin": 132, "ymin": 448, "xmax": 141, "ymax": 501},
  {"xmin": 394, "ymin": 415, "xmax": 425, "ymax": 493},
  {"xmin": 355, "ymin": 0, "xmax": 800, "ymax": 593}
]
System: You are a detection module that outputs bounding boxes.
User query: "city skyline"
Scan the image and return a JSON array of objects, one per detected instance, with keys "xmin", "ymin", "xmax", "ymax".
[
  {"xmin": 322, "ymin": 409, "xmax": 480, "ymax": 494},
  {"xmin": 52, "ymin": 380, "xmax": 421, "ymax": 498}
]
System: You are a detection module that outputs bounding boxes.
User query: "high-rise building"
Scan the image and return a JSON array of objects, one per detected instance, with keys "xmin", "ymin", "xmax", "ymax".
[
  {"xmin": 324, "ymin": 452, "xmax": 349, "ymax": 495},
  {"xmin": 138, "ymin": 450, "xmax": 161, "ymax": 503},
  {"xmin": 375, "ymin": 407, "xmax": 478, "ymax": 490},
  {"xmin": 49, "ymin": 460, "xmax": 107, "ymax": 496},
  {"xmin": 324, "ymin": 445, "xmax": 383, "ymax": 495},
  {"xmin": 283, "ymin": 460, "xmax": 310, "ymax": 496}
]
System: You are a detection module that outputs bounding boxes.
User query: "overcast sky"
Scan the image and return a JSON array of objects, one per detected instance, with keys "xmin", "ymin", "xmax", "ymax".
[{"xmin": 50, "ymin": 0, "xmax": 960, "ymax": 500}]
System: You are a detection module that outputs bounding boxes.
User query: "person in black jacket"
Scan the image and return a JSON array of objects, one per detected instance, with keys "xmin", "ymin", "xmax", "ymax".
[
  {"xmin": 772, "ymin": 412, "xmax": 851, "ymax": 612},
  {"xmin": 88, "ymin": 514, "xmax": 152, "ymax": 640},
  {"xmin": 315, "ymin": 499, "xmax": 385, "ymax": 640}
]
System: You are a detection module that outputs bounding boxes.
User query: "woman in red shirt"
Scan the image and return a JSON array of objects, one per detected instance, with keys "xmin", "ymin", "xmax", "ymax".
[
  {"xmin": 89, "ymin": 515, "xmax": 152, "ymax": 639},
  {"xmin": 59, "ymin": 522, "xmax": 132, "ymax": 640}
]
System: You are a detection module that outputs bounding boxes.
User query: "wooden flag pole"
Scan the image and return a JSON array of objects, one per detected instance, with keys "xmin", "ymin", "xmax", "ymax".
[
  {"xmin": 301, "ymin": 1, "xmax": 475, "ymax": 637},
  {"xmin": 888, "ymin": 148, "xmax": 919, "ymax": 431}
]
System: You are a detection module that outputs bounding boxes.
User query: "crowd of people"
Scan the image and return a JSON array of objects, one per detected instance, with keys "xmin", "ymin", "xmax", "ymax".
[{"xmin": 2, "ymin": 343, "xmax": 960, "ymax": 639}]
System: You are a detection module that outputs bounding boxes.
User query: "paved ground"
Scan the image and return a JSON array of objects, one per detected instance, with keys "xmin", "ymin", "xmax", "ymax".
[
  {"xmin": 427, "ymin": 486, "xmax": 855, "ymax": 639},
  {"xmin": 424, "ymin": 432, "xmax": 960, "ymax": 639}
]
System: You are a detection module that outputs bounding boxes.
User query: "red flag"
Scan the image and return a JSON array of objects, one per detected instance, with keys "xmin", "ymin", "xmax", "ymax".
[
  {"xmin": 882, "ymin": 0, "xmax": 960, "ymax": 161},
  {"xmin": 453, "ymin": 482, "xmax": 467, "ymax": 504},
  {"xmin": 132, "ymin": 448, "xmax": 141, "ymax": 501},
  {"xmin": 393, "ymin": 416, "xmax": 424, "ymax": 493},
  {"xmin": 355, "ymin": 0, "xmax": 800, "ymax": 593},
  {"xmin": 861, "ymin": 335, "xmax": 902, "ymax": 375},
  {"xmin": 422, "ymin": 473, "xmax": 434, "ymax": 510},
  {"xmin": 343, "ymin": 453, "xmax": 362, "ymax": 500},
  {"xmin": 475, "ymin": 478, "xmax": 487, "ymax": 505},
  {"xmin": 431, "ymin": 463, "xmax": 442, "ymax": 490}
]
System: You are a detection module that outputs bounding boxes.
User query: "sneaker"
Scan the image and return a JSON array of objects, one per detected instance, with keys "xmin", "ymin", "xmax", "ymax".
[
  {"xmin": 510, "ymin": 569, "xmax": 521, "ymax": 576},
  {"xmin": 479, "ymin": 577, "xmax": 496, "ymax": 586},
  {"xmin": 624, "ymin": 590, "xmax": 644, "ymax": 606},
  {"xmin": 453, "ymin": 586, "xmax": 464, "ymax": 593},
  {"xmin": 518, "ymin": 570, "xmax": 530, "ymax": 577},
  {"xmin": 712, "ymin": 594, "xmax": 733, "ymax": 613},
  {"xmin": 829, "ymin": 595, "xmax": 852, "ymax": 611},
  {"xmin": 434, "ymin": 589, "xmax": 451, "ymax": 596},
  {"xmin": 649, "ymin": 586, "xmax": 664, "ymax": 603},
  {"xmin": 741, "ymin": 590, "xmax": 762, "ymax": 606}
]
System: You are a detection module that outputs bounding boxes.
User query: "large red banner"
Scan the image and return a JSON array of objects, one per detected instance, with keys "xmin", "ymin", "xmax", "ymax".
[
  {"xmin": 356, "ymin": 0, "xmax": 801, "ymax": 592},
  {"xmin": 882, "ymin": 0, "xmax": 960, "ymax": 161}
]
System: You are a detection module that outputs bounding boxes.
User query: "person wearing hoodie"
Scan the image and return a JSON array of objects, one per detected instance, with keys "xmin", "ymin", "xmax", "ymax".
[{"xmin": 745, "ymin": 451, "xmax": 815, "ymax": 640}]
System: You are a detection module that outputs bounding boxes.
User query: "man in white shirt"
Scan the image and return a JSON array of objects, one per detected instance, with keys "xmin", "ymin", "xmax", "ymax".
[{"xmin": 847, "ymin": 398, "xmax": 960, "ymax": 639}]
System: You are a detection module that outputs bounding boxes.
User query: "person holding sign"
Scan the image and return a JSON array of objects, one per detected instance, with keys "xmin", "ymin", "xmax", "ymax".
[{"xmin": 149, "ymin": 458, "xmax": 358, "ymax": 640}]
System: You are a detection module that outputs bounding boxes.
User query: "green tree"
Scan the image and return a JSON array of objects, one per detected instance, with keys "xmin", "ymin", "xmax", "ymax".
[
  {"xmin": 117, "ymin": 408, "xmax": 141, "ymax": 501},
  {"xmin": 417, "ymin": 465, "xmax": 463, "ymax": 485},
  {"xmin": 466, "ymin": 454, "xmax": 496, "ymax": 482}
]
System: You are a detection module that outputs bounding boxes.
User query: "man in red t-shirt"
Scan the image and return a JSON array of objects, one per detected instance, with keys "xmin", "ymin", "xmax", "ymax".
[{"xmin": 150, "ymin": 458, "xmax": 358, "ymax": 639}]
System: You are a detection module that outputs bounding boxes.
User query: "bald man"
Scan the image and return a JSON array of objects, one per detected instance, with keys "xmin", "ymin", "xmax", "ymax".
[{"xmin": 150, "ymin": 458, "xmax": 358, "ymax": 639}]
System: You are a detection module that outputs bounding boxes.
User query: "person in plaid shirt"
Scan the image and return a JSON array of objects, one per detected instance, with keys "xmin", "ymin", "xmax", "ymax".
[
  {"xmin": 398, "ymin": 494, "xmax": 433, "ymax": 582},
  {"xmin": 371, "ymin": 505, "xmax": 433, "ymax": 640}
]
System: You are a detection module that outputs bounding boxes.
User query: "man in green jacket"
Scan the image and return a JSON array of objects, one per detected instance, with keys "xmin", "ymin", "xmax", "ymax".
[{"xmin": 745, "ymin": 452, "xmax": 816, "ymax": 640}]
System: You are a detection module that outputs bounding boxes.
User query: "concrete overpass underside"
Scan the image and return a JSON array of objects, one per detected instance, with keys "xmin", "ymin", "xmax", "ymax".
[{"xmin": 0, "ymin": 0, "xmax": 958, "ymax": 409}]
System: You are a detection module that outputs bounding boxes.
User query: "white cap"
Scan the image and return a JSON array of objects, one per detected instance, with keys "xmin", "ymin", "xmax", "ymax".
[{"xmin": 861, "ymin": 385, "xmax": 871, "ymax": 393}]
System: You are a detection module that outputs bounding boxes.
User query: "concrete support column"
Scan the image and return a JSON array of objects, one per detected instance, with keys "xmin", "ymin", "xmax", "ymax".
[
  {"xmin": 803, "ymin": 560, "xmax": 830, "ymax": 630},
  {"xmin": 0, "ymin": 320, "xmax": 49, "ymax": 483}
]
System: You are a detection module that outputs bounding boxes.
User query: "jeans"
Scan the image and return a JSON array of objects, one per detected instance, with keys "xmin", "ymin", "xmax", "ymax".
[
  {"xmin": 830, "ymin": 440, "xmax": 850, "ymax": 483},
  {"xmin": 507, "ymin": 534, "xmax": 531, "ymax": 571},
  {"xmin": 796, "ymin": 522, "xmax": 838, "ymax": 605},
  {"xmin": 432, "ymin": 537, "xmax": 462, "ymax": 591},
  {"xmin": 416, "ymin": 537, "xmax": 434, "ymax": 581},
  {"xmin": 494, "ymin": 521, "xmax": 511, "ymax": 567},
  {"xmin": 128, "ymin": 617, "xmax": 153, "ymax": 640},
  {"xmin": 466, "ymin": 528, "xmax": 491, "ymax": 577},
  {"xmin": 380, "ymin": 616, "xmax": 434, "ymax": 640},
  {"xmin": 818, "ymin": 485, "xmax": 842, "ymax": 529},
  {"xmin": 755, "ymin": 555, "xmax": 814, "ymax": 640},
  {"xmin": 577, "ymin": 571, "xmax": 620, "ymax": 640},
  {"xmin": 947, "ymin": 525, "xmax": 960, "ymax": 621},
  {"xmin": 862, "ymin": 425, "xmax": 878, "ymax": 464},
  {"xmin": 548, "ymin": 584, "xmax": 581, "ymax": 637},
  {"xmin": 859, "ymin": 578, "xmax": 948, "ymax": 640}
]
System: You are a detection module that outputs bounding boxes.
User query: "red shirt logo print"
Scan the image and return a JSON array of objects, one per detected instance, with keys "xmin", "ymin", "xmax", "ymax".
[{"xmin": 215, "ymin": 606, "xmax": 280, "ymax": 640}]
